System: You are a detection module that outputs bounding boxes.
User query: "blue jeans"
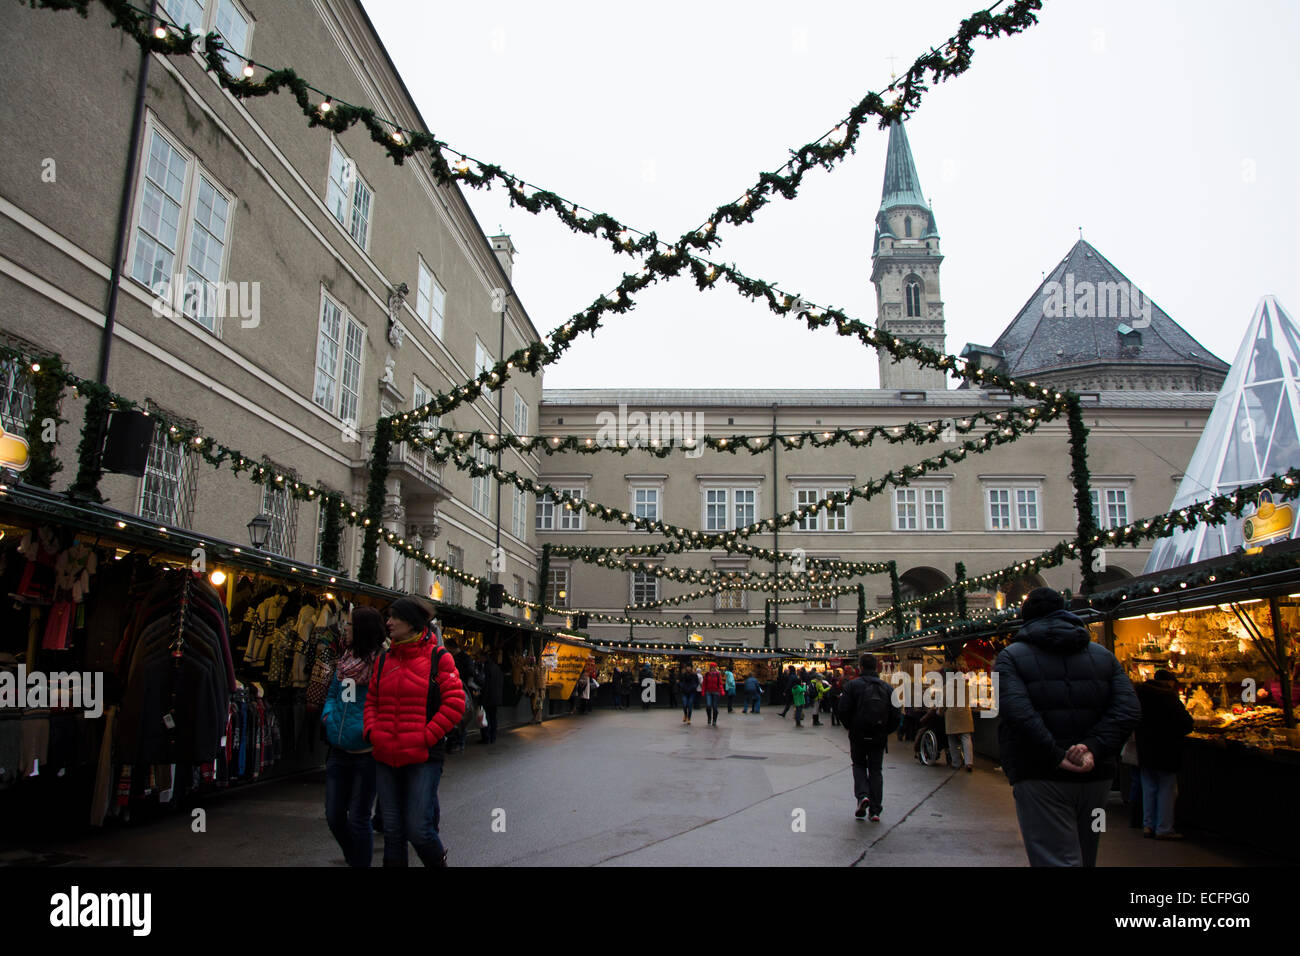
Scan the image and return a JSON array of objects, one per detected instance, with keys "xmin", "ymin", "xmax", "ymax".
[
  {"xmin": 1140, "ymin": 767, "xmax": 1177, "ymax": 835},
  {"xmin": 374, "ymin": 759, "xmax": 446, "ymax": 866},
  {"xmin": 743, "ymin": 692, "xmax": 761, "ymax": 713},
  {"xmin": 325, "ymin": 748, "xmax": 376, "ymax": 867},
  {"xmin": 704, "ymin": 692, "xmax": 721, "ymax": 710},
  {"xmin": 682, "ymin": 694, "xmax": 694, "ymax": 719}
]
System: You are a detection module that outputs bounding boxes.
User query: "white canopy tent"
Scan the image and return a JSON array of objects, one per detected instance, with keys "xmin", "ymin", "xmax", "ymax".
[{"xmin": 1146, "ymin": 296, "xmax": 1300, "ymax": 572}]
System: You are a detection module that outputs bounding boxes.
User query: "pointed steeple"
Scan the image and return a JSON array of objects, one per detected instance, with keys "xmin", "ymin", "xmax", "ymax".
[{"xmin": 879, "ymin": 121, "xmax": 930, "ymax": 213}]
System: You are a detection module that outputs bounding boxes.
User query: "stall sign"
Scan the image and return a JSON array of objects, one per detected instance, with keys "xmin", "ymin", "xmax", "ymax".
[
  {"xmin": 1242, "ymin": 490, "xmax": 1294, "ymax": 549},
  {"xmin": 541, "ymin": 640, "xmax": 589, "ymax": 699},
  {"xmin": 0, "ymin": 425, "xmax": 30, "ymax": 472}
]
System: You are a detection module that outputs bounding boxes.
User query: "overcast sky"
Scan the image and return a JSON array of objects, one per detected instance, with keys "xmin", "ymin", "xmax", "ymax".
[{"xmin": 365, "ymin": 0, "xmax": 1299, "ymax": 390}]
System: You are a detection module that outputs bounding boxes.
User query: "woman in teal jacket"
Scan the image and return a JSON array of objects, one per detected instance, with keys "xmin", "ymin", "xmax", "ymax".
[{"xmin": 322, "ymin": 605, "xmax": 384, "ymax": 867}]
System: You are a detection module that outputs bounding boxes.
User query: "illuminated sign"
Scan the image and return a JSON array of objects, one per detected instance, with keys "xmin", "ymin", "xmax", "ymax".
[
  {"xmin": 0, "ymin": 425, "xmax": 30, "ymax": 472},
  {"xmin": 1243, "ymin": 490, "xmax": 1293, "ymax": 548}
]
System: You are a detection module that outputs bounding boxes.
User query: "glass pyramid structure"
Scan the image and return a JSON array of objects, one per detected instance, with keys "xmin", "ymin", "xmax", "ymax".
[{"xmin": 1145, "ymin": 296, "xmax": 1300, "ymax": 572}]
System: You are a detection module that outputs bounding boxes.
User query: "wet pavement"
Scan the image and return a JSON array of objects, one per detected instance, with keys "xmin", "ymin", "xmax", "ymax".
[{"xmin": 9, "ymin": 709, "xmax": 1277, "ymax": 867}]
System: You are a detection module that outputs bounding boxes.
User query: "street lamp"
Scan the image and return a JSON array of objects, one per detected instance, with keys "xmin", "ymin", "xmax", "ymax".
[{"xmin": 247, "ymin": 513, "xmax": 272, "ymax": 549}]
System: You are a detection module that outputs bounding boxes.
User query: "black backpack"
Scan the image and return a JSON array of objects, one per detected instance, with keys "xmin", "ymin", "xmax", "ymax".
[{"xmin": 845, "ymin": 678, "xmax": 894, "ymax": 735}]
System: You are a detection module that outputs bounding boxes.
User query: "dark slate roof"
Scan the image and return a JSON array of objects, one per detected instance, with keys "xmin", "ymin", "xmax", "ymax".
[
  {"xmin": 990, "ymin": 240, "xmax": 1230, "ymax": 376},
  {"xmin": 879, "ymin": 122, "xmax": 929, "ymax": 213}
]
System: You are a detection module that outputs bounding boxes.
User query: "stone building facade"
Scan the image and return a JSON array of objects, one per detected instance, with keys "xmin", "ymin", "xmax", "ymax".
[{"xmin": 0, "ymin": 0, "xmax": 542, "ymax": 598}]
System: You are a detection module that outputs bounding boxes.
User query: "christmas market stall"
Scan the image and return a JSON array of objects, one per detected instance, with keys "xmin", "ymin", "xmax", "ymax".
[{"xmin": 0, "ymin": 481, "xmax": 406, "ymax": 842}]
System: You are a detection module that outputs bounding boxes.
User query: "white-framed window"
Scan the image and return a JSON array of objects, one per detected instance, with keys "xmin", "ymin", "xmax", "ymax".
[
  {"xmin": 161, "ymin": 0, "xmax": 252, "ymax": 74},
  {"xmin": 444, "ymin": 544, "xmax": 463, "ymax": 606},
  {"xmin": 513, "ymin": 393, "xmax": 528, "ymax": 435},
  {"xmin": 734, "ymin": 488, "xmax": 756, "ymax": 529},
  {"xmin": 705, "ymin": 488, "xmax": 728, "ymax": 531},
  {"xmin": 714, "ymin": 573, "xmax": 746, "ymax": 610},
  {"xmin": 701, "ymin": 484, "xmax": 760, "ymax": 531},
  {"xmin": 414, "ymin": 259, "xmax": 446, "ymax": 340},
  {"xmin": 896, "ymin": 488, "xmax": 918, "ymax": 530},
  {"xmin": 475, "ymin": 339, "xmax": 494, "ymax": 377},
  {"xmin": 535, "ymin": 493, "xmax": 555, "ymax": 530},
  {"xmin": 511, "ymin": 486, "xmax": 528, "ymax": 540},
  {"xmin": 537, "ymin": 488, "xmax": 585, "ymax": 531},
  {"xmin": 923, "ymin": 488, "xmax": 946, "ymax": 530},
  {"xmin": 793, "ymin": 486, "xmax": 850, "ymax": 532},
  {"xmin": 471, "ymin": 445, "xmax": 493, "ymax": 517},
  {"xmin": 260, "ymin": 473, "xmax": 298, "ymax": 558},
  {"xmin": 128, "ymin": 118, "xmax": 234, "ymax": 334},
  {"xmin": 633, "ymin": 487, "xmax": 659, "ymax": 522},
  {"xmin": 631, "ymin": 570, "xmax": 659, "ymax": 605},
  {"xmin": 139, "ymin": 419, "xmax": 197, "ymax": 528},
  {"xmin": 796, "ymin": 488, "xmax": 819, "ymax": 531},
  {"xmin": 326, "ymin": 141, "xmax": 372, "ymax": 251},
  {"xmin": 895, "ymin": 486, "xmax": 946, "ymax": 531},
  {"xmin": 1090, "ymin": 487, "xmax": 1131, "ymax": 529},
  {"xmin": 547, "ymin": 568, "xmax": 570, "ymax": 607},
  {"xmin": 312, "ymin": 291, "xmax": 364, "ymax": 423},
  {"xmin": 809, "ymin": 593, "xmax": 837, "ymax": 611},
  {"xmin": 0, "ymin": 359, "xmax": 34, "ymax": 435},
  {"xmin": 985, "ymin": 484, "xmax": 1041, "ymax": 531}
]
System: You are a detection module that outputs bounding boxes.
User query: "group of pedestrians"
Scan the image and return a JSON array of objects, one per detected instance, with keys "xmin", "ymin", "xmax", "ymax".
[
  {"xmin": 776, "ymin": 666, "xmax": 849, "ymax": 728},
  {"xmin": 674, "ymin": 664, "xmax": 748, "ymax": 723},
  {"xmin": 320, "ymin": 597, "xmax": 465, "ymax": 867}
]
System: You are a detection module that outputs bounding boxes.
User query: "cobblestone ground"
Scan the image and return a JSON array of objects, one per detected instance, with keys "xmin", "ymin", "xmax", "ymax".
[{"xmin": 6, "ymin": 709, "xmax": 1273, "ymax": 867}]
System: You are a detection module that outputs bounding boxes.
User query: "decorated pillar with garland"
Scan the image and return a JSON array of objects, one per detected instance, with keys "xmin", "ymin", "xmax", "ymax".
[{"xmin": 1065, "ymin": 397, "xmax": 1099, "ymax": 592}]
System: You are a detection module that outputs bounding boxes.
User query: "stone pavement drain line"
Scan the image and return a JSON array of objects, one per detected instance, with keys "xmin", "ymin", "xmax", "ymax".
[
  {"xmin": 850, "ymin": 768, "xmax": 959, "ymax": 868},
  {"xmin": 591, "ymin": 760, "xmax": 860, "ymax": 867}
]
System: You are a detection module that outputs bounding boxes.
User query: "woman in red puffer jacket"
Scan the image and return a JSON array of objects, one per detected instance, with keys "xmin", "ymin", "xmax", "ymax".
[{"xmin": 364, "ymin": 598, "xmax": 464, "ymax": 866}]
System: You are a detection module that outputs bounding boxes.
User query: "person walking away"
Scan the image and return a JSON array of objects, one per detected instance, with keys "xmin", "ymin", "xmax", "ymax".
[
  {"xmin": 790, "ymin": 677, "xmax": 808, "ymax": 728},
  {"xmin": 724, "ymin": 667, "xmax": 736, "ymax": 713},
  {"xmin": 702, "ymin": 664, "xmax": 725, "ymax": 726},
  {"xmin": 479, "ymin": 652, "xmax": 503, "ymax": 744},
  {"xmin": 996, "ymin": 587, "xmax": 1140, "ymax": 867},
  {"xmin": 1135, "ymin": 669, "xmax": 1194, "ymax": 840},
  {"xmin": 810, "ymin": 673, "xmax": 828, "ymax": 726},
  {"xmin": 678, "ymin": 669, "xmax": 699, "ymax": 725},
  {"xmin": 827, "ymin": 673, "xmax": 843, "ymax": 727},
  {"xmin": 779, "ymin": 667, "xmax": 796, "ymax": 717},
  {"xmin": 322, "ymin": 605, "xmax": 384, "ymax": 867},
  {"xmin": 743, "ymin": 673, "xmax": 763, "ymax": 714},
  {"xmin": 942, "ymin": 676, "xmax": 975, "ymax": 771},
  {"xmin": 837, "ymin": 654, "xmax": 900, "ymax": 821},
  {"xmin": 365, "ymin": 598, "xmax": 465, "ymax": 866}
]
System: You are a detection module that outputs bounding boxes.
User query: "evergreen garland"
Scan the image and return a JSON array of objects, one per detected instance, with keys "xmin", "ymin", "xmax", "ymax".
[
  {"xmin": 357, "ymin": 418, "xmax": 393, "ymax": 584},
  {"xmin": 319, "ymin": 494, "xmax": 342, "ymax": 571},
  {"xmin": 1066, "ymin": 397, "xmax": 1099, "ymax": 591},
  {"xmin": 889, "ymin": 562, "xmax": 904, "ymax": 635},
  {"xmin": 23, "ymin": 356, "xmax": 65, "ymax": 489},
  {"xmin": 955, "ymin": 561, "xmax": 968, "ymax": 619},
  {"xmin": 69, "ymin": 385, "xmax": 110, "ymax": 501},
  {"xmin": 536, "ymin": 543, "xmax": 551, "ymax": 628}
]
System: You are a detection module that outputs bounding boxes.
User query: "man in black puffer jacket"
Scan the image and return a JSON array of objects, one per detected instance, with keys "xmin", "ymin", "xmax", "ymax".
[{"xmin": 996, "ymin": 587, "xmax": 1140, "ymax": 867}]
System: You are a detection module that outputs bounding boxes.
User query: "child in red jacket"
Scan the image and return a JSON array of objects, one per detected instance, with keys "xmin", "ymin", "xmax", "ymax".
[{"xmin": 364, "ymin": 598, "xmax": 465, "ymax": 866}]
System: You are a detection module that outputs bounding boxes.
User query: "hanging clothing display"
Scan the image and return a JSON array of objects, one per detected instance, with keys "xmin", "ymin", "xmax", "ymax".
[{"xmin": 115, "ymin": 571, "xmax": 234, "ymax": 766}]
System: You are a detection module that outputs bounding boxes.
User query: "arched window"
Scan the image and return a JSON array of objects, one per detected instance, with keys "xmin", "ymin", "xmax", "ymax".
[
  {"xmin": 904, "ymin": 216, "xmax": 913, "ymax": 238},
  {"xmin": 905, "ymin": 278, "xmax": 922, "ymax": 317}
]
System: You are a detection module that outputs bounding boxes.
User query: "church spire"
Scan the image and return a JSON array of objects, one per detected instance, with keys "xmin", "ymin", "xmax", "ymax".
[{"xmin": 879, "ymin": 121, "xmax": 929, "ymax": 213}]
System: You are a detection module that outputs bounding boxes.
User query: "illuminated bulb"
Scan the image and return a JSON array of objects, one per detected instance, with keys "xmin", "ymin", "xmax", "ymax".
[
  {"xmin": 319, "ymin": 98, "xmax": 333, "ymax": 113},
  {"xmin": 154, "ymin": 26, "xmax": 168, "ymax": 39},
  {"xmin": 30, "ymin": 363, "xmax": 40, "ymax": 373},
  {"xmin": 243, "ymin": 62, "xmax": 255, "ymax": 78},
  {"xmin": 209, "ymin": 570, "xmax": 227, "ymax": 587}
]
